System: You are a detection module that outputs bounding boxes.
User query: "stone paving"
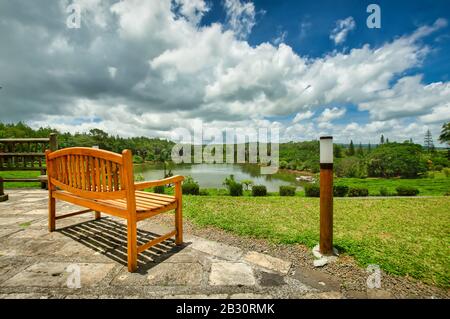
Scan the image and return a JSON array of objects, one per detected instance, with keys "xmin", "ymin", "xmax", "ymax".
[{"xmin": 0, "ymin": 190, "xmax": 341, "ymax": 299}]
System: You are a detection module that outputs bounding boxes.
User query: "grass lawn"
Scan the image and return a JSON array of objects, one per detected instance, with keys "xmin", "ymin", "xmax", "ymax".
[
  {"xmin": 0, "ymin": 171, "xmax": 41, "ymax": 188},
  {"xmin": 335, "ymin": 172, "xmax": 450, "ymax": 196},
  {"xmin": 184, "ymin": 196, "xmax": 450, "ymax": 287}
]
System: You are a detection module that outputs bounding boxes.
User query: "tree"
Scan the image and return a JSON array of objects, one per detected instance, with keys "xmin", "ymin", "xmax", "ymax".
[
  {"xmin": 336, "ymin": 157, "xmax": 367, "ymax": 178},
  {"xmin": 333, "ymin": 144, "xmax": 343, "ymax": 158},
  {"xmin": 386, "ymin": 138, "xmax": 389, "ymax": 143},
  {"xmin": 367, "ymin": 142, "xmax": 427, "ymax": 178},
  {"xmin": 439, "ymin": 122, "xmax": 450, "ymax": 159},
  {"xmin": 357, "ymin": 142, "xmax": 364, "ymax": 156},
  {"xmin": 368, "ymin": 142, "xmax": 372, "ymax": 152},
  {"xmin": 380, "ymin": 134, "xmax": 385, "ymax": 145},
  {"xmin": 347, "ymin": 140, "xmax": 355, "ymax": 156},
  {"xmin": 439, "ymin": 122, "xmax": 450, "ymax": 145},
  {"xmin": 424, "ymin": 129, "xmax": 435, "ymax": 153}
]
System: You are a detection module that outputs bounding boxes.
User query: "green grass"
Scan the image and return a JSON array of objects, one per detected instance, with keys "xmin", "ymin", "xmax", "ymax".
[
  {"xmin": 335, "ymin": 172, "xmax": 450, "ymax": 196},
  {"xmin": 19, "ymin": 222, "xmax": 32, "ymax": 228},
  {"xmin": 0, "ymin": 171, "xmax": 41, "ymax": 188},
  {"xmin": 184, "ymin": 195, "xmax": 450, "ymax": 287}
]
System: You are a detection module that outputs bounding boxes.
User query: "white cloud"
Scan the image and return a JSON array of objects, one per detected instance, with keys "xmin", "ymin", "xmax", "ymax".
[
  {"xmin": 359, "ymin": 75, "xmax": 450, "ymax": 120},
  {"xmin": 174, "ymin": 0, "xmax": 210, "ymax": 25},
  {"xmin": 224, "ymin": 0, "xmax": 256, "ymax": 39},
  {"xmin": 330, "ymin": 16, "xmax": 355, "ymax": 45},
  {"xmin": 293, "ymin": 110, "xmax": 314, "ymax": 123},
  {"xmin": 418, "ymin": 103, "xmax": 450, "ymax": 123},
  {"xmin": 317, "ymin": 107, "xmax": 346, "ymax": 122},
  {"xmin": 1, "ymin": 1, "xmax": 449, "ymax": 145}
]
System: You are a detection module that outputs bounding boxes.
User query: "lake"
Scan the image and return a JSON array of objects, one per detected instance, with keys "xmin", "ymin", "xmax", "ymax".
[{"xmin": 134, "ymin": 163, "xmax": 304, "ymax": 192}]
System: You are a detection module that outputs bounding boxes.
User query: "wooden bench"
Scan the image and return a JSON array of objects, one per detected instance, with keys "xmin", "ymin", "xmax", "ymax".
[
  {"xmin": 0, "ymin": 134, "xmax": 58, "ymax": 201},
  {"xmin": 45, "ymin": 147, "xmax": 184, "ymax": 272}
]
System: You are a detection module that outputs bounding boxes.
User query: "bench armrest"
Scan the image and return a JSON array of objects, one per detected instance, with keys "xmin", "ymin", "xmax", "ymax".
[{"xmin": 134, "ymin": 175, "xmax": 184, "ymax": 190}]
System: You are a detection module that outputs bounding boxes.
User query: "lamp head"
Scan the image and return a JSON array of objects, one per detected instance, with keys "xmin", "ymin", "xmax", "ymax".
[{"xmin": 320, "ymin": 136, "xmax": 333, "ymax": 164}]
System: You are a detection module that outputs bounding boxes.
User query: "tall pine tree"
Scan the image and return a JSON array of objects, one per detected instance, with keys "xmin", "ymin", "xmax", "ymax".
[
  {"xmin": 347, "ymin": 140, "xmax": 355, "ymax": 156},
  {"xmin": 357, "ymin": 142, "xmax": 364, "ymax": 156}
]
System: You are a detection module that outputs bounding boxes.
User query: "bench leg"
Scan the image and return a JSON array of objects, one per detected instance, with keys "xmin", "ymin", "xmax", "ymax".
[
  {"xmin": 127, "ymin": 219, "xmax": 137, "ymax": 272},
  {"xmin": 175, "ymin": 202, "xmax": 183, "ymax": 245},
  {"xmin": 48, "ymin": 195, "xmax": 56, "ymax": 232},
  {"xmin": 94, "ymin": 211, "xmax": 101, "ymax": 220}
]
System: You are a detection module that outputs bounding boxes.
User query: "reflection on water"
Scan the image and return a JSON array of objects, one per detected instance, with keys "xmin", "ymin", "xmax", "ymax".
[{"xmin": 134, "ymin": 163, "xmax": 304, "ymax": 192}]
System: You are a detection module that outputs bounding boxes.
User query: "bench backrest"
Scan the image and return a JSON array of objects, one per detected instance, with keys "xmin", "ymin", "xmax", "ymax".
[
  {"xmin": 46, "ymin": 147, "xmax": 134, "ymax": 200},
  {"xmin": 0, "ymin": 134, "xmax": 58, "ymax": 172}
]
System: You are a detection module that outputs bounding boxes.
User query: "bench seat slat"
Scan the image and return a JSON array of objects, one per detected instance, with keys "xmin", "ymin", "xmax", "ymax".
[{"xmin": 98, "ymin": 192, "xmax": 176, "ymax": 213}]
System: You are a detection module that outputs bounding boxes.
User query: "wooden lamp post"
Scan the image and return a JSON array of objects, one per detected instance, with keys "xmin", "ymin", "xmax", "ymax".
[{"xmin": 319, "ymin": 136, "xmax": 334, "ymax": 255}]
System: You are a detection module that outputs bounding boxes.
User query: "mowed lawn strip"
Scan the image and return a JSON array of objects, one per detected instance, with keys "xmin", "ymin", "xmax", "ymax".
[
  {"xmin": 184, "ymin": 196, "xmax": 450, "ymax": 287},
  {"xmin": 335, "ymin": 173, "xmax": 450, "ymax": 196},
  {"xmin": 0, "ymin": 171, "xmax": 41, "ymax": 188}
]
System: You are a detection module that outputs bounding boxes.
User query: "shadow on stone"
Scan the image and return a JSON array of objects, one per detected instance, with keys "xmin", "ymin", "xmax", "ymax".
[
  {"xmin": 259, "ymin": 271, "xmax": 286, "ymax": 287},
  {"xmin": 58, "ymin": 217, "xmax": 189, "ymax": 273}
]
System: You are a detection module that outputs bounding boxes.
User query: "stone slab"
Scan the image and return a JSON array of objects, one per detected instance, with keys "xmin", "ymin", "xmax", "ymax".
[
  {"xmin": 147, "ymin": 262, "xmax": 203, "ymax": 286},
  {"xmin": 243, "ymin": 251, "xmax": 291, "ymax": 274},
  {"xmin": 0, "ymin": 228, "xmax": 20, "ymax": 239},
  {"xmin": 209, "ymin": 262, "xmax": 255, "ymax": 286},
  {"xmin": 259, "ymin": 271, "xmax": 286, "ymax": 287},
  {"xmin": 2, "ymin": 262, "xmax": 115, "ymax": 288},
  {"xmin": 292, "ymin": 266, "xmax": 341, "ymax": 292},
  {"xmin": 112, "ymin": 262, "xmax": 203, "ymax": 287},
  {"xmin": 189, "ymin": 236, "xmax": 243, "ymax": 261}
]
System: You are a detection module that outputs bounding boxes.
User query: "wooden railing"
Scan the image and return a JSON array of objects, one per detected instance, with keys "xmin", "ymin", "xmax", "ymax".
[{"xmin": 0, "ymin": 134, "xmax": 58, "ymax": 199}]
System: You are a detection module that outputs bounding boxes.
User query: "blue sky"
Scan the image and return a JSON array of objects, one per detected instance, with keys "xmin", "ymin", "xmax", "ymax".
[
  {"xmin": 0, "ymin": 0, "xmax": 449, "ymax": 145},
  {"xmin": 202, "ymin": 0, "xmax": 450, "ymax": 73},
  {"xmin": 201, "ymin": 0, "xmax": 450, "ymax": 144}
]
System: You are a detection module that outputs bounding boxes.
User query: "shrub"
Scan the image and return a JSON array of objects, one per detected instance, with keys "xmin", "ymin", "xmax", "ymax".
[
  {"xmin": 182, "ymin": 176, "xmax": 200, "ymax": 195},
  {"xmin": 279, "ymin": 186, "xmax": 296, "ymax": 196},
  {"xmin": 252, "ymin": 185, "xmax": 267, "ymax": 196},
  {"xmin": 379, "ymin": 187, "xmax": 390, "ymax": 196},
  {"xmin": 182, "ymin": 182, "xmax": 199, "ymax": 195},
  {"xmin": 443, "ymin": 168, "xmax": 450, "ymax": 178},
  {"xmin": 348, "ymin": 187, "xmax": 369, "ymax": 197},
  {"xmin": 279, "ymin": 161, "xmax": 288, "ymax": 169},
  {"xmin": 223, "ymin": 174, "xmax": 243, "ymax": 196},
  {"xmin": 241, "ymin": 179, "xmax": 254, "ymax": 190},
  {"xmin": 305, "ymin": 184, "xmax": 320, "ymax": 197},
  {"xmin": 433, "ymin": 165, "xmax": 444, "ymax": 172},
  {"xmin": 396, "ymin": 186, "xmax": 419, "ymax": 196},
  {"xmin": 153, "ymin": 185, "xmax": 165, "ymax": 194},
  {"xmin": 333, "ymin": 185, "xmax": 349, "ymax": 197},
  {"xmin": 229, "ymin": 182, "xmax": 243, "ymax": 196},
  {"xmin": 199, "ymin": 189, "xmax": 209, "ymax": 196},
  {"xmin": 132, "ymin": 155, "xmax": 144, "ymax": 164}
]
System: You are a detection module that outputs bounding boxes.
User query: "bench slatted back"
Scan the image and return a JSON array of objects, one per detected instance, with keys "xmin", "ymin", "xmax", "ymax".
[{"xmin": 46, "ymin": 147, "xmax": 130, "ymax": 200}]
